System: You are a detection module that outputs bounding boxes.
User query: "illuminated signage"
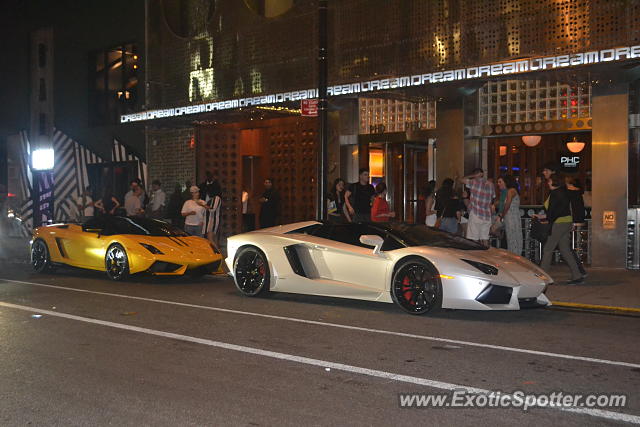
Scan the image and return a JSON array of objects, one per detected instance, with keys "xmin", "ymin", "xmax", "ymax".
[
  {"xmin": 560, "ymin": 156, "xmax": 581, "ymax": 168},
  {"xmin": 121, "ymin": 45, "xmax": 640, "ymax": 123}
]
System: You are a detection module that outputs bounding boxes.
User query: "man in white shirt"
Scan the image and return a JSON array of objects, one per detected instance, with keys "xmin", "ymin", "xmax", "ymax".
[
  {"xmin": 148, "ymin": 180, "xmax": 166, "ymax": 219},
  {"xmin": 181, "ymin": 186, "xmax": 207, "ymax": 237},
  {"xmin": 124, "ymin": 179, "xmax": 145, "ymax": 217},
  {"xmin": 75, "ymin": 186, "xmax": 94, "ymax": 221}
]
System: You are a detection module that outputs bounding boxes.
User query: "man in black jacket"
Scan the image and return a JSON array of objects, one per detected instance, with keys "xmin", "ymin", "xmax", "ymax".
[{"xmin": 199, "ymin": 170, "xmax": 222, "ymax": 201}]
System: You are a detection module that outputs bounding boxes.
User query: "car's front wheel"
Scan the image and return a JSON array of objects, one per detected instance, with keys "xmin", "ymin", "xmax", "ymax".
[
  {"xmin": 31, "ymin": 239, "xmax": 55, "ymax": 273},
  {"xmin": 233, "ymin": 247, "xmax": 270, "ymax": 297},
  {"xmin": 391, "ymin": 259, "xmax": 442, "ymax": 315},
  {"xmin": 105, "ymin": 243, "xmax": 130, "ymax": 281}
]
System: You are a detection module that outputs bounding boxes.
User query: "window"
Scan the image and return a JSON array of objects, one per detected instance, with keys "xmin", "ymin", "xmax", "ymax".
[
  {"xmin": 38, "ymin": 43, "xmax": 47, "ymax": 68},
  {"xmin": 89, "ymin": 43, "xmax": 139, "ymax": 125},
  {"xmin": 38, "ymin": 78, "xmax": 46, "ymax": 101},
  {"xmin": 39, "ymin": 113, "xmax": 46, "ymax": 135}
]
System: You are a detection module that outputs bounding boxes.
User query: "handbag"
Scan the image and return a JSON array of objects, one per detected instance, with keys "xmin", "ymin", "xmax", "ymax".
[
  {"xmin": 327, "ymin": 199, "xmax": 337, "ymax": 214},
  {"xmin": 490, "ymin": 217, "xmax": 504, "ymax": 238},
  {"xmin": 530, "ymin": 218, "xmax": 550, "ymax": 243}
]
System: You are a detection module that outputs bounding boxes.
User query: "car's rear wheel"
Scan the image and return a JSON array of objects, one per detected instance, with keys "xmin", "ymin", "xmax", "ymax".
[
  {"xmin": 391, "ymin": 259, "xmax": 442, "ymax": 315},
  {"xmin": 233, "ymin": 247, "xmax": 269, "ymax": 297},
  {"xmin": 105, "ymin": 243, "xmax": 130, "ymax": 281},
  {"xmin": 31, "ymin": 239, "xmax": 54, "ymax": 273}
]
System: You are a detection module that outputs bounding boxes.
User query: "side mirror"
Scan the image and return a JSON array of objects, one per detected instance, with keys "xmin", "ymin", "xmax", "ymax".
[
  {"xmin": 84, "ymin": 228, "xmax": 102, "ymax": 236},
  {"xmin": 359, "ymin": 234, "xmax": 384, "ymax": 254}
]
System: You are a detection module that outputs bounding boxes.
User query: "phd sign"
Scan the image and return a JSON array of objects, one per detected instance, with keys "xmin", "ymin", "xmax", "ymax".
[{"xmin": 560, "ymin": 156, "xmax": 581, "ymax": 169}]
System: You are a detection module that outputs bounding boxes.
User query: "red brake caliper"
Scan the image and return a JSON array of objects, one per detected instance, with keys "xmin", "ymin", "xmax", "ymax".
[{"xmin": 402, "ymin": 276, "xmax": 415, "ymax": 305}]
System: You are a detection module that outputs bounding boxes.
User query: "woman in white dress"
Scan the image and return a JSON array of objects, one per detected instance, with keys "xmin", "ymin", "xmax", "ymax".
[{"xmin": 424, "ymin": 180, "xmax": 437, "ymax": 227}]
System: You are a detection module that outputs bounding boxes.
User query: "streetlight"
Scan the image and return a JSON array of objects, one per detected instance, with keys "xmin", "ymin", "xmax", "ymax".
[
  {"xmin": 31, "ymin": 148, "xmax": 55, "ymax": 171},
  {"xmin": 31, "ymin": 147, "xmax": 55, "ymax": 227}
]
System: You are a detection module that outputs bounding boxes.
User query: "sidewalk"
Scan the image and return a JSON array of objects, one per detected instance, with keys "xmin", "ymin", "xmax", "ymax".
[
  {"xmin": 545, "ymin": 266, "xmax": 640, "ymax": 312},
  {"xmin": 0, "ymin": 236, "xmax": 30, "ymax": 264}
]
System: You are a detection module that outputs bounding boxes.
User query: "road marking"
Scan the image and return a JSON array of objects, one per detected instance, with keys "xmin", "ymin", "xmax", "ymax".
[
  {"xmin": 0, "ymin": 300, "xmax": 638, "ymax": 425},
  {"xmin": 2, "ymin": 278, "xmax": 640, "ymax": 369},
  {"xmin": 551, "ymin": 301, "xmax": 640, "ymax": 314}
]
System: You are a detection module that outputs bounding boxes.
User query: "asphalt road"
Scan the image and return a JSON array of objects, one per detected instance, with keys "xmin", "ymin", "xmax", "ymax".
[{"xmin": 0, "ymin": 262, "xmax": 638, "ymax": 426}]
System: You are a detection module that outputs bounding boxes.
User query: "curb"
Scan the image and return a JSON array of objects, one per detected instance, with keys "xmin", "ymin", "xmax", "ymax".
[{"xmin": 550, "ymin": 301, "xmax": 640, "ymax": 315}]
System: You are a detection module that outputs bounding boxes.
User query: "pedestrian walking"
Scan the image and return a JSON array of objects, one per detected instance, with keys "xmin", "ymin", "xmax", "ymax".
[
  {"xmin": 181, "ymin": 186, "xmax": 207, "ymax": 237},
  {"xmin": 327, "ymin": 178, "xmax": 351, "ymax": 223},
  {"xmin": 496, "ymin": 175, "xmax": 522, "ymax": 255},
  {"xmin": 259, "ymin": 178, "xmax": 280, "ymax": 228},
  {"xmin": 435, "ymin": 178, "xmax": 461, "ymax": 234},
  {"xmin": 344, "ymin": 168, "xmax": 375, "ymax": 222},
  {"xmin": 147, "ymin": 180, "xmax": 166, "ymax": 219},
  {"xmin": 461, "ymin": 168, "xmax": 495, "ymax": 246},
  {"xmin": 75, "ymin": 186, "xmax": 94, "ymax": 222},
  {"xmin": 424, "ymin": 180, "xmax": 437, "ymax": 227},
  {"xmin": 537, "ymin": 175, "xmax": 583, "ymax": 285},
  {"xmin": 371, "ymin": 182, "xmax": 395, "ymax": 222},
  {"xmin": 565, "ymin": 176, "xmax": 588, "ymax": 277}
]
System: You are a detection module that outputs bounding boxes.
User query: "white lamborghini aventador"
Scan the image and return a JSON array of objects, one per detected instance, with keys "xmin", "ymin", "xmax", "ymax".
[{"xmin": 225, "ymin": 221, "xmax": 553, "ymax": 315}]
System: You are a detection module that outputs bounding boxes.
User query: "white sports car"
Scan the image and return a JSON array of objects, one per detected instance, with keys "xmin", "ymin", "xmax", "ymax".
[{"xmin": 225, "ymin": 221, "xmax": 553, "ymax": 315}]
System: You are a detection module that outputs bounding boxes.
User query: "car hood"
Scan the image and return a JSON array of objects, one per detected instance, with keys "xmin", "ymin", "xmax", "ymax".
[
  {"xmin": 406, "ymin": 246, "xmax": 552, "ymax": 286},
  {"xmin": 121, "ymin": 235, "xmax": 218, "ymax": 258}
]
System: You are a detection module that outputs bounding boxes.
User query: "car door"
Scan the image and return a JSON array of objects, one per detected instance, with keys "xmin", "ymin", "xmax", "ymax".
[
  {"xmin": 304, "ymin": 223, "xmax": 391, "ymax": 297},
  {"xmin": 62, "ymin": 218, "xmax": 110, "ymax": 269}
]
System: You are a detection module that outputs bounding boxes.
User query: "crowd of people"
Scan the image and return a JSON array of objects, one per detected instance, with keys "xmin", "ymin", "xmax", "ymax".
[
  {"xmin": 75, "ymin": 163, "xmax": 586, "ymax": 284},
  {"xmin": 327, "ymin": 163, "xmax": 587, "ymax": 285},
  {"xmin": 74, "ymin": 172, "xmax": 281, "ymax": 249}
]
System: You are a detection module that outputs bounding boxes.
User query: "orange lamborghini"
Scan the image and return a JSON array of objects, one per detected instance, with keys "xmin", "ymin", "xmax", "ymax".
[{"xmin": 30, "ymin": 216, "xmax": 224, "ymax": 280}]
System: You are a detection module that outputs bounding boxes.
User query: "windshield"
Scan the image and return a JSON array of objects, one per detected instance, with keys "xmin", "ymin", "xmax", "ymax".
[
  {"xmin": 386, "ymin": 223, "xmax": 487, "ymax": 251},
  {"xmin": 87, "ymin": 217, "xmax": 189, "ymax": 237}
]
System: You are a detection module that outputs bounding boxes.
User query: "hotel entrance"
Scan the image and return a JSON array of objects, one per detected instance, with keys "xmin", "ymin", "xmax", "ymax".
[{"xmin": 358, "ymin": 138, "xmax": 430, "ymax": 224}]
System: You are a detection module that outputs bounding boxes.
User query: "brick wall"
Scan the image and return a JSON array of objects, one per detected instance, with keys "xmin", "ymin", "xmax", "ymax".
[{"xmin": 147, "ymin": 127, "xmax": 196, "ymax": 192}]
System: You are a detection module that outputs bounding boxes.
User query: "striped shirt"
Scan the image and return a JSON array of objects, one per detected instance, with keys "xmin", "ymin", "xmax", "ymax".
[{"xmin": 467, "ymin": 178, "xmax": 495, "ymax": 221}]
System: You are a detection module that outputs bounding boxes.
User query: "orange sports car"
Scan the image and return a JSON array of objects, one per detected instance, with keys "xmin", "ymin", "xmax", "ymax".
[{"xmin": 30, "ymin": 216, "xmax": 224, "ymax": 280}]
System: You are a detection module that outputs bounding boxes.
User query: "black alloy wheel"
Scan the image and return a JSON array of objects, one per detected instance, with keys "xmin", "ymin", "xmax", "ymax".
[
  {"xmin": 233, "ymin": 247, "xmax": 270, "ymax": 297},
  {"xmin": 31, "ymin": 239, "xmax": 54, "ymax": 273},
  {"xmin": 391, "ymin": 259, "xmax": 442, "ymax": 315},
  {"xmin": 105, "ymin": 243, "xmax": 130, "ymax": 281}
]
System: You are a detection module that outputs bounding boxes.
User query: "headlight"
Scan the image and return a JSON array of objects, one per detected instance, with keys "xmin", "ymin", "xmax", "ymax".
[
  {"xmin": 461, "ymin": 259, "xmax": 498, "ymax": 275},
  {"xmin": 140, "ymin": 243, "xmax": 164, "ymax": 255}
]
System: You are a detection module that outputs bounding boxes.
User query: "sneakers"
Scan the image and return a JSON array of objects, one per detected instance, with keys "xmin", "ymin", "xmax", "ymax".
[{"xmin": 566, "ymin": 278, "xmax": 585, "ymax": 285}]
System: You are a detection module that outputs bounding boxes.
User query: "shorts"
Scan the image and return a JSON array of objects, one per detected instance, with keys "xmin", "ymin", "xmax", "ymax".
[
  {"xmin": 184, "ymin": 224, "xmax": 203, "ymax": 237},
  {"xmin": 466, "ymin": 211, "xmax": 491, "ymax": 241}
]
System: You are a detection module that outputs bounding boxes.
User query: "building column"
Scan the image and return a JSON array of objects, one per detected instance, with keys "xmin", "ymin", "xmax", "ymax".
[
  {"xmin": 591, "ymin": 83, "xmax": 629, "ymax": 268},
  {"xmin": 435, "ymin": 106, "xmax": 464, "ymax": 183}
]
